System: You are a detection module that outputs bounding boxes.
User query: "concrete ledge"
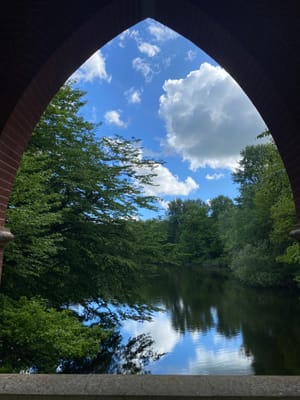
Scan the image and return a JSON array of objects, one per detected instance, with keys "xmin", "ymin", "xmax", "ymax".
[{"xmin": 1, "ymin": 375, "xmax": 300, "ymax": 399}]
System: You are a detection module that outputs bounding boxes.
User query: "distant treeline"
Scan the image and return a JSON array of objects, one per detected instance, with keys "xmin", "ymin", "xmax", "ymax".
[{"xmin": 135, "ymin": 132, "xmax": 300, "ymax": 288}]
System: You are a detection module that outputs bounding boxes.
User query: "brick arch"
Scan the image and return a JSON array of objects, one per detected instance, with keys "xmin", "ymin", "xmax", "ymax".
[{"xmin": 1, "ymin": 0, "xmax": 300, "ymax": 271}]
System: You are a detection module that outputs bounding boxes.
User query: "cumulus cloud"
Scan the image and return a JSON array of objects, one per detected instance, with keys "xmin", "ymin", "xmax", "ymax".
[
  {"xmin": 159, "ymin": 62, "xmax": 266, "ymax": 170},
  {"xmin": 104, "ymin": 110, "xmax": 127, "ymax": 128},
  {"xmin": 132, "ymin": 57, "xmax": 159, "ymax": 82},
  {"xmin": 71, "ymin": 50, "xmax": 111, "ymax": 83},
  {"xmin": 124, "ymin": 87, "xmax": 142, "ymax": 104},
  {"xmin": 142, "ymin": 163, "xmax": 199, "ymax": 197},
  {"xmin": 138, "ymin": 42, "xmax": 160, "ymax": 57},
  {"xmin": 205, "ymin": 173, "xmax": 225, "ymax": 180},
  {"xmin": 147, "ymin": 20, "xmax": 178, "ymax": 42},
  {"xmin": 122, "ymin": 311, "xmax": 181, "ymax": 355}
]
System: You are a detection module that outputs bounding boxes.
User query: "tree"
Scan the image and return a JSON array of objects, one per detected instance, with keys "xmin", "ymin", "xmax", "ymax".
[
  {"xmin": 3, "ymin": 83, "xmax": 159, "ymax": 305},
  {"xmin": 131, "ymin": 219, "xmax": 178, "ymax": 270},
  {"xmin": 209, "ymin": 195, "xmax": 234, "ymax": 221},
  {"xmin": 0, "ymin": 295, "xmax": 107, "ymax": 373},
  {"xmin": 165, "ymin": 199, "xmax": 216, "ymax": 265},
  {"xmin": 220, "ymin": 135, "xmax": 298, "ymax": 287},
  {"xmin": 1, "ymin": 82, "xmax": 161, "ymax": 372},
  {"xmin": 208, "ymin": 196, "xmax": 234, "ymax": 263},
  {"xmin": 3, "ymin": 151, "xmax": 63, "ymax": 296},
  {"xmin": 166, "ymin": 199, "xmax": 186, "ymax": 244}
]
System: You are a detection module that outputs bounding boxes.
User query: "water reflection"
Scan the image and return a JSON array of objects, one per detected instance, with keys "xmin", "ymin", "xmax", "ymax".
[
  {"xmin": 121, "ymin": 267, "xmax": 300, "ymax": 374},
  {"xmin": 122, "ymin": 307, "xmax": 253, "ymax": 374},
  {"xmin": 123, "ymin": 312, "xmax": 181, "ymax": 356}
]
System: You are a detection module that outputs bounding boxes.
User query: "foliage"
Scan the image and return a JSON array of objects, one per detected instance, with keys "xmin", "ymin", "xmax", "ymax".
[
  {"xmin": 130, "ymin": 219, "xmax": 179, "ymax": 270},
  {"xmin": 3, "ymin": 152, "xmax": 63, "ymax": 292},
  {"xmin": 59, "ymin": 332, "xmax": 164, "ymax": 374},
  {"xmin": 0, "ymin": 295, "xmax": 107, "ymax": 373},
  {"xmin": 230, "ymin": 243, "xmax": 284, "ymax": 287},
  {"xmin": 164, "ymin": 197, "xmax": 232, "ymax": 266},
  {"xmin": 3, "ymin": 83, "xmax": 159, "ymax": 305},
  {"xmin": 219, "ymin": 134, "xmax": 299, "ymax": 286},
  {"xmin": 2, "ymin": 82, "xmax": 300, "ymax": 374},
  {"xmin": 1, "ymin": 82, "xmax": 160, "ymax": 373}
]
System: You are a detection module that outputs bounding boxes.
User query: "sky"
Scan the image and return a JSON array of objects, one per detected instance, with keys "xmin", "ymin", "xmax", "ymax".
[
  {"xmin": 70, "ymin": 18, "xmax": 267, "ymax": 218},
  {"xmin": 122, "ymin": 308, "xmax": 253, "ymax": 374}
]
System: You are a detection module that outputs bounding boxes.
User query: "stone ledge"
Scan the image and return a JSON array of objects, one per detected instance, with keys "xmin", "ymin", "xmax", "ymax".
[{"xmin": 1, "ymin": 375, "xmax": 300, "ymax": 399}]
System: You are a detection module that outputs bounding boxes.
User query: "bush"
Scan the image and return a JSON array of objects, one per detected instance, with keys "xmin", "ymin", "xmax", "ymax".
[{"xmin": 230, "ymin": 243, "xmax": 284, "ymax": 287}]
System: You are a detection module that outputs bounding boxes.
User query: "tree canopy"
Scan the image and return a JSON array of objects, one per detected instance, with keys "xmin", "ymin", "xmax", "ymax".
[{"xmin": 1, "ymin": 83, "xmax": 161, "ymax": 372}]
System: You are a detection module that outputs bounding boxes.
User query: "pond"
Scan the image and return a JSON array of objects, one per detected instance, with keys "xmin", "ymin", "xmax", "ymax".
[{"xmin": 118, "ymin": 267, "xmax": 300, "ymax": 375}]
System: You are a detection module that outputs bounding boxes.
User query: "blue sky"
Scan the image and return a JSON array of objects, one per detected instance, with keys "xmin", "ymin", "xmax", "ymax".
[
  {"xmin": 121, "ymin": 308, "xmax": 253, "ymax": 374},
  {"xmin": 70, "ymin": 18, "xmax": 267, "ymax": 218}
]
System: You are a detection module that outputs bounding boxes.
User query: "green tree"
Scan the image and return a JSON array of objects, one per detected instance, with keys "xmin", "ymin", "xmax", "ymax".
[
  {"xmin": 220, "ymin": 135, "xmax": 298, "ymax": 287},
  {"xmin": 0, "ymin": 295, "xmax": 107, "ymax": 373},
  {"xmin": 177, "ymin": 200, "xmax": 212, "ymax": 264},
  {"xmin": 166, "ymin": 199, "xmax": 186, "ymax": 244},
  {"xmin": 3, "ymin": 83, "xmax": 159, "ymax": 305},
  {"xmin": 131, "ymin": 219, "xmax": 178, "ymax": 270},
  {"xmin": 208, "ymin": 195, "xmax": 234, "ymax": 263},
  {"xmin": 1, "ymin": 82, "xmax": 161, "ymax": 372},
  {"xmin": 3, "ymin": 151, "xmax": 63, "ymax": 295},
  {"xmin": 166, "ymin": 199, "xmax": 216, "ymax": 265}
]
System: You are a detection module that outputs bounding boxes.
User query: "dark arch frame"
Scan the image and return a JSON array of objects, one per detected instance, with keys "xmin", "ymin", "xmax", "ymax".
[{"xmin": 1, "ymin": 0, "xmax": 300, "ymax": 273}]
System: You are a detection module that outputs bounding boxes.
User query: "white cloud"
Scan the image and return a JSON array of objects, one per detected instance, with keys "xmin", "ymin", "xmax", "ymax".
[
  {"xmin": 132, "ymin": 57, "xmax": 159, "ymax": 82},
  {"xmin": 147, "ymin": 20, "xmax": 178, "ymax": 42},
  {"xmin": 118, "ymin": 29, "xmax": 140, "ymax": 47},
  {"xmin": 124, "ymin": 87, "xmax": 142, "ymax": 104},
  {"xmin": 71, "ymin": 50, "xmax": 111, "ymax": 83},
  {"xmin": 104, "ymin": 110, "xmax": 127, "ymax": 128},
  {"xmin": 122, "ymin": 311, "xmax": 181, "ymax": 355},
  {"xmin": 158, "ymin": 198, "xmax": 170, "ymax": 210},
  {"xmin": 159, "ymin": 62, "xmax": 266, "ymax": 170},
  {"xmin": 191, "ymin": 330, "xmax": 201, "ymax": 343},
  {"xmin": 142, "ymin": 164, "xmax": 199, "ymax": 197},
  {"xmin": 205, "ymin": 173, "xmax": 225, "ymax": 180},
  {"xmin": 188, "ymin": 344, "xmax": 253, "ymax": 375},
  {"xmin": 185, "ymin": 49, "xmax": 197, "ymax": 62},
  {"xmin": 118, "ymin": 27, "xmax": 160, "ymax": 58},
  {"xmin": 138, "ymin": 42, "xmax": 160, "ymax": 57}
]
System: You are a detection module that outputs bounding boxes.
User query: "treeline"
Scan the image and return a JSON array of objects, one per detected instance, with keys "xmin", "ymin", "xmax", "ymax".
[{"xmin": 132, "ymin": 133, "xmax": 300, "ymax": 288}]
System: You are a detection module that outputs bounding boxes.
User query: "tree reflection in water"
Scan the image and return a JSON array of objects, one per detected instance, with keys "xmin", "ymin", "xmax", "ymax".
[{"xmin": 120, "ymin": 266, "xmax": 300, "ymax": 375}]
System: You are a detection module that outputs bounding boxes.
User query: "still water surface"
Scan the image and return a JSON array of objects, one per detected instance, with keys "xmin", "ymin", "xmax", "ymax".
[{"xmin": 119, "ymin": 267, "xmax": 300, "ymax": 375}]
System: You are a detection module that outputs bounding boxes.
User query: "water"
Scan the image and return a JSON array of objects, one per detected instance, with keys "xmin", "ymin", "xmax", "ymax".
[{"xmin": 119, "ymin": 267, "xmax": 300, "ymax": 375}]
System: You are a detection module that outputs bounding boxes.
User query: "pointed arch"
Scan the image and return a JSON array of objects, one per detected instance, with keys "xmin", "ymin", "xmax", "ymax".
[{"xmin": 1, "ymin": 0, "xmax": 300, "ymax": 268}]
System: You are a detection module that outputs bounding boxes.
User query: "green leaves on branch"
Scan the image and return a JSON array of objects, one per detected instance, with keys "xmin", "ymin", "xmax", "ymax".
[
  {"xmin": 1, "ymin": 82, "xmax": 161, "ymax": 372},
  {"xmin": 3, "ymin": 83, "xmax": 160, "ymax": 304},
  {"xmin": 0, "ymin": 295, "xmax": 107, "ymax": 373},
  {"xmin": 221, "ymin": 134, "xmax": 299, "ymax": 287}
]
